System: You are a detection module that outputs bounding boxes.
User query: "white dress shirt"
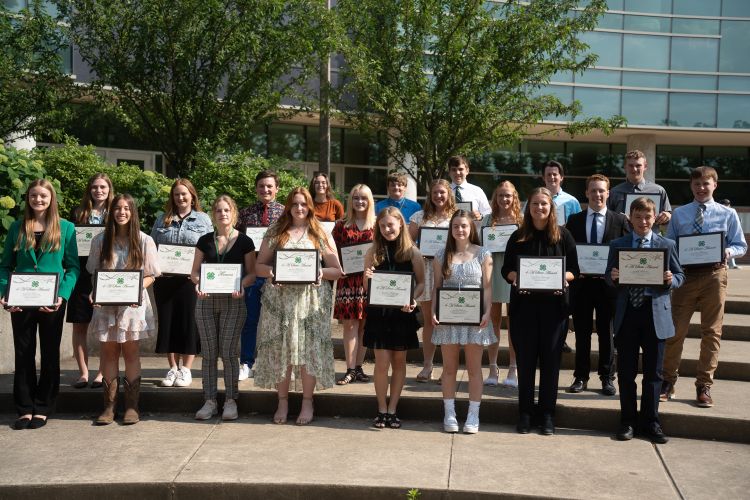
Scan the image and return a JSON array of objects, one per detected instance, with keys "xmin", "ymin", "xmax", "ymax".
[
  {"xmin": 450, "ymin": 181, "xmax": 491, "ymax": 216},
  {"xmin": 585, "ymin": 207, "xmax": 607, "ymax": 244}
]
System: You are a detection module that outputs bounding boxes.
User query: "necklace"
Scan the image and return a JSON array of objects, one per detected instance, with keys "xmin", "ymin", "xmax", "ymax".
[{"xmin": 214, "ymin": 228, "xmax": 235, "ymax": 263}]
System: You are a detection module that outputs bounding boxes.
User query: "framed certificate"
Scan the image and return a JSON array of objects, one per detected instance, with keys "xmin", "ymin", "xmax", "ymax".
[
  {"xmin": 616, "ymin": 248, "xmax": 667, "ymax": 286},
  {"xmin": 678, "ymin": 231, "xmax": 724, "ymax": 267},
  {"xmin": 624, "ymin": 193, "xmax": 662, "ymax": 216},
  {"xmin": 245, "ymin": 226, "xmax": 268, "ymax": 247},
  {"xmin": 418, "ymin": 227, "xmax": 449, "ymax": 258},
  {"xmin": 75, "ymin": 225, "xmax": 105, "ymax": 257},
  {"xmin": 199, "ymin": 263, "xmax": 242, "ymax": 294},
  {"xmin": 436, "ymin": 287, "xmax": 483, "ymax": 326},
  {"xmin": 367, "ymin": 271, "xmax": 414, "ymax": 308},
  {"xmin": 273, "ymin": 249, "xmax": 319, "ymax": 284},
  {"xmin": 576, "ymin": 244, "xmax": 610, "ymax": 276},
  {"xmin": 517, "ymin": 256, "xmax": 565, "ymax": 293},
  {"xmin": 482, "ymin": 225, "xmax": 517, "ymax": 253},
  {"xmin": 157, "ymin": 243, "xmax": 196, "ymax": 276},
  {"xmin": 319, "ymin": 221, "xmax": 336, "ymax": 235},
  {"xmin": 339, "ymin": 241, "xmax": 373, "ymax": 275},
  {"xmin": 93, "ymin": 270, "xmax": 143, "ymax": 306},
  {"xmin": 455, "ymin": 201, "xmax": 473, "ymax": 213},
  {"xmin": 5, "ymin": 273, "xmax": 59, "ymax": 307}
]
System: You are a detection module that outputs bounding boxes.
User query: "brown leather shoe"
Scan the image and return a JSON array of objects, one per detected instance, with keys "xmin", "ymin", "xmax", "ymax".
[
  {"xmin": 659, "ymin": 381, "xmax": 674, "ymax": 402},
  {"xmin": 696, "ymin": 385, "xmax": 714, "ymax": 408}
]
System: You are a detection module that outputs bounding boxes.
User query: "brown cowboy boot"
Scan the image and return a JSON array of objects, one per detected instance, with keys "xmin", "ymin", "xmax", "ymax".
[
  {"xmin": 95, "ymin": 377, "xmax": 118, "ymax": 425},
  {"xmin": 122, "ymin": 377, "xmax": 141, "ymax": 425}
]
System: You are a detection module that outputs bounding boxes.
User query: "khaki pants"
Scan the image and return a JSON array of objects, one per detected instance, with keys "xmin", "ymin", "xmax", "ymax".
[{"xmin": 663, "ymin": 266, "xmax": 727, "ymax": 387}]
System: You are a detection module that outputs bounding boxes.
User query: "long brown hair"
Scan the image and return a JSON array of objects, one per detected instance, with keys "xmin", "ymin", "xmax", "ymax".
[
  {"xmin": 422, "ymin": 179, "xmax": 456, "ymax": 222},
  {"xmin": 162, "ymin": 178, "xmax": 202, "ymax": 226},
  {"xmin": 268, "ymin": 187, "xmax": 330, "ymax": 251},
  {"xmin": 490, "ymin": 180, "xmax": 522, "ymax": 226},
  {"xmin": 516, "ymin": 187, "xmax": 560, "ymax": 245},
  {"xmin": 371, "ymin": 207, "xmax": 414, "ymax": 267},
  {"xmin": 15, "ymin": 179, "xmax": 61, "ymax": 252},
  {"xmin": 441, "ymin": 210, "xmax": 480, "ymax": 280},
  {"xmin": 309, "ymin": 171, "xmax": 335, "ymax": 201},
  {"xmin": 99, "ymin": 194, "xmax": 143, "ymax": 269},
  {"xmin": 75, "ymin": 173, "xmax": 113, "ymax": 224}
]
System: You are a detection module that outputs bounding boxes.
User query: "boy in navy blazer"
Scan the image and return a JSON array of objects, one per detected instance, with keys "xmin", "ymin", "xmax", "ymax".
[{"xmin": 605, "ymin": 197, "xmax": 684, "ymax": 443}]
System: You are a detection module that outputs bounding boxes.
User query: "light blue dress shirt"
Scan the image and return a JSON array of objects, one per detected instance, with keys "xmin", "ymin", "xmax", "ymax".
[{"xmin": 666, "ymin": 199, "xmax": 747, "ymax": 259}]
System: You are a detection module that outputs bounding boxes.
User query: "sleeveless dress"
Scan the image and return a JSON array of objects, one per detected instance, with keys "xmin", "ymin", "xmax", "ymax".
[
  {"xmin": 363, "ymin": 242, "xmax": 420, "ymax": 351},
  {"xmin": 254, "ymin": 232, "xmax": 335, "ymax": 390},
  {"xmin": 480, "ymin": 214, "xmax": 514, "ymax": 303},
  {"xmin": 332, "ymin": 220, "xmax": 373, "ymax": 320},
  {"xmin": 409, "ymin": 210, "xmax": 450, "ymax": 302},
  {"xmin": 431, "ymin": 247, "xmax": 496, "ymax": 346}
]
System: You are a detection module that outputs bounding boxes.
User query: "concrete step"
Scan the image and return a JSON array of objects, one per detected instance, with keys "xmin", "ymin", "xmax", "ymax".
[
  {"xmin": 725, "ymin": 300, "xmax": 750, "ymax": 315},
  {"xmin": 687, "ymin": 313, "xmax": 750, "ymax": 341}
]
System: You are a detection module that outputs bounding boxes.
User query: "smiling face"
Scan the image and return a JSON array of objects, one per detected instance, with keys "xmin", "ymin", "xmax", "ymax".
[
  {"xmin": 431, "ymin": 184, "xmax": 449, "ymax": 208},
  {"xmin": 630, "ymin": 208, "xmax": 655, "ymax": 237},
  {"xmin": 313, "ymin": 175, "xmax": 328, "ymax": 196},
  {"xmin": 586, "ymin": 180, "xmax": 609, "ymax": 212},
  {"xmin": 255, "ymin": 176, "xmax": 279, "ymax": 204},
  {"xmin": 213, "ymin": 200, "xmax": 233, "ymax": 227},
  {"xmin": 494, "ymin": 185, "xmax": 514, "ymax": 213},
  {"xmin": 451, "ymin": 216, "xmax": 472, "ymax": 241},
  {"xmin": 28, "ymin": 186, "xmax": 52, "ymax": 215},
  {"xmin": 90, "ymin": 178, "xmax": 110, "ymax": 205},
  {"xmin": 387, "ymin": 180, "xmax": 406, "ymax": 201},
  {"xmin": 691, "ymin": 176, "xmax": 717, "ymax": 203},
  {"xmin": 543, "ymin": 166, "xmax": 563, "ymax": 194},
  {"xmin": 172, "ymin": 184, "xmax": 193, "ymax": 213},
  {"xmin": 448, "ymin": 163, "xmax": 469, "ymax": 185},
  {"xmin": 378, "ymin": 214, "xmax": 401, "ymax": 241},
  {"xmin": 529, "ymin": 193, "xmax": 552, "ymax": 226},
  {"xmin": 625, "ymin": 157, "xmax": 647, "ymax": 184},
  {"xmin": 290, "ymin": 193, "xmax": 309, "ymax": 221},
  {"xmin": 112, "ymin": 198, "xmax": 132, "ymax": 226},
  {"xmin": 351, "ymin": 189, "xmax": 369, "ymax": 213}
]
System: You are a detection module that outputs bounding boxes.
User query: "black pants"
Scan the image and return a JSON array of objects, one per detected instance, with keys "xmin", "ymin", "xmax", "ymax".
[
  {"xmin": 11, "ymin": 303, "xmax": 66, "ymax": 416},
  {"xmin": 615, "ymin": 300, "xmax": 664, "ymax": 428},
  {"xmin": 510, "ymin": 305, "xmax": 567, "ymax": 417},
  {"xmin": 572, "ymin": 279, "xmax": 615, "ymax": 381}
]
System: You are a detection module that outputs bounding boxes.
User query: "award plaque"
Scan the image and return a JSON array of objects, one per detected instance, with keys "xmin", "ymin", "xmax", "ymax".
[
  {"xmin": 93, "ymin": 270, "xmax": 144, "ymax": 306},
  {"xmin": 157, "ymin": 243, "xmax": 196, "ymax": 276},
  {"xmin": 624, "ymin": 193, "xmax": 662, "ymax": 216},
  {"xmin": 482, "ymin": 225, "xmax": 517, "ymax": 253},
  {"xmin": 576, "ymin": 244, "xmax": 610, "ymax": 276},
  {"xmin": 339, "ymin": 241, "xmax": 373, "ymax": 275},
  {"xmin": 75, "ymin": 225, "xmax": 105, "ymax": 257},
  {"xmin": 418, "ymin": 227, "xmax": 450, "ymax": 258},
  {"xmin": 320, "ymin": 221, "xmax": 336, "ymax": 235},
  {"xmin": 517, "ymin": 256, "xmax": 566, "ymax": 293},
  {"xmin": 555, "ymin": 204, "xmax": 567, "ymax": 225},
  {"xmin": 435, "ymin": 287, "xmax": 483, "ymax": 326},
  {"xmin": 367, "ymin": 271, "xmax": 414, "ymax": 308},
  {"xmin": 616, "ymin": 248, "xmax": 667, "ymax": 286},
  {"xmin": 455, "ymin": 201, "xmax": 473, "ymax": 213},
  {"xmin": 245, "ymin": 226, "xmax": 268, "ymax": 247},
  {"xmin": 199, "ymin": 263, "xmax": 242, "ymax": 294},
  {"xmin": 273, "ymin": 249, "xmax": 319, "ymax": 284},
  {"xmin": 678, "ymin": 231, "xmax": 724, "ymax": 267},
  {"xmin": 5, "ymin": 273, "xmax": 59, "ymax": 307}
]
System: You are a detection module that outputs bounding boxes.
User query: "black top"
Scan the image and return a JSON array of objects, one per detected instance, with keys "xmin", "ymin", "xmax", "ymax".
[{"xmin": 196, "ymin": 232, "xmax": 254, "ymax": 269}]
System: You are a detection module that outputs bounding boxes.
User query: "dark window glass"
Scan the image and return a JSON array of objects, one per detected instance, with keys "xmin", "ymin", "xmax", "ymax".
[
  {"xmin": 672, "ymin": 19, "xmax": 720, "ymax": 35},
  {"xmin": 656, "ymin": 180, "xmax": 695, "ymax": 205},
  {"xmin": 268, "ymin": 123, "xmax": 305, "ymax": 161},
  {"xmin": 719, "ymin": 77, "xmax": 750, "ymax": 92},
  {"xmin": 306, "ymin": 126, "xmax": 342, "ymax": 164},
  {"xmin": 718, "ymin": 95, "xmax": 750, "ymax": 129},
  {"xmin": 722, "ymin": 0, "xmax": 750, "ymax": 17},
  {"xmin": 344, "ymin": 167, "xmax": 388, "ymax": 195},
  {"xmin": 246, "ymin": 123, "xmax": 267, "ymax": 157},
  {"xmin": 623, "ymin": 15, "xmax": 670, "ymax": 33},
  {"xmin": 673, "ymin": 0, "xmax": 721, "ymax": 17},
  {"xmin": 670, "ymin": 74, "xmax": 717, "ymax": 90},
  {"xmin": 622, "ymin": 71, "xmax": 669, "ymax": 88},
  {"xmin": 580, "ymin": 31, "xmax": 622, "ymax": 67},
  {"xmin": 623, "ymin": 0, "xmax": 671, "ymax": 14},
  {"xmin": 668, "ymin": 93, "xmax": 717, "ymax": 127},
  {"xmin": 574, "ymin": 87, "xmax": 621, "ymax": 119},
  {"xmin": 576, "ymin": 69, "xmax": 621, "ymax": 86},
  {"xmin": 519, "ymin": 140, "xmax": 568, "ymax": 176},
  {"xmin": 703, "ymin": 147, "xmax": 750, "ymax": 180},
  {"xmin": 720, "ymin": 21, "xmax": 750, "ymax": 74},
  {"xmin": 623, "ymin": 34, "xmax": 669, "ymax": 70},
  {"xmin": 671, "ymin": 37, "xmax": 719, "ymax": 72},
  {"xmin": 342, "ymin": 129, "xmax": 387, "ymax": 166},
  {"xmin": 622, "ymin": 90, "xmax": 668, "ymax": 125},
  {"xmin": 656, "ymin": 145, "xmax": 701, "ymax": 179},
  {"xmin": 566, "ymin": 142, "xmax": 612, "ymax": 176}
]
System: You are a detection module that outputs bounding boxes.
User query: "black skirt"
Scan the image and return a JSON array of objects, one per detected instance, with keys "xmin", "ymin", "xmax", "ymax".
[
  {"xmin": 363, "ymin": 306, "xmax": 420, "ymax": 351},
  {"xmin": 153, "ymin": 276, "xmax": 201, "ymax": 354},
  {"xmin": 66, "ymin": 257, "xmax": 94, "ymax": 324}
]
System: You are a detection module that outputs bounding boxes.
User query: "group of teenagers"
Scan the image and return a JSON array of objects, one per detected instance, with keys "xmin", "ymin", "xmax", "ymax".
[{"xmin": 0, "ymin": 150, "xmax": 746, "ymax": 443}]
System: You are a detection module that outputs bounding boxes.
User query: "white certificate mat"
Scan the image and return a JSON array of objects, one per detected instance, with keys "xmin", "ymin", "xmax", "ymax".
[
  {"xmin": 6, "ymin": 273, "xmax": 59, "ymax": 307},
  {"xmin": 436, "ymin": 287, "xmax": 483, "ymax": 326},
  {"xmin": 418, "ymin": 227, "xmax": 450, "ymax": 258},
  {"xmin": 576, "ymin": 244, "xmax": 610, "ymax": 276},
  {"xmin": 75, "ymin": 225, "xmax": 105, "ymax": 257},
  {"xmin": 245, "ymin": 226, "xmax": 268, "ymax": 248},
  {"xmin": 320, "ymin": 221, "xmax": 335, "ymax": 236},
  {"xmin": 157, "ymin": 244, "xmax": 196, "ymax": 276},
  {"xmin": 455, "ymin": 201, "xmax": 473, "ymax": 213},
  {"xmin": 367, "ymin": 271, "xmax": 414, "ymax": 308},
  {"xmin": 93, "ymin": 270, "xmax": 143, "ymax": 306},
  {"xmin": 616, "ymin": 248, "xmax": 667, "ymax": 286},
  {"xmin": 339, "ymin": 241, "xmax": 373, "ymax": 275},
  {"xmin": 482, "ymin": 225, "xmax": 517, "ymax": 253},
  {"xmin": 517, "ymin": 256, "xmax": 565, "ymax": 293},
  {"xmin": 273, "ymin": 249, "xmax": 319, "ymax": 284},
  {"xmin": 199, "ymin": 263, "xmax": 242, "ymax": 294},
  {"xmin": 678, "ymin": 231, "xmax": 724, "ymax": 267},
  {"xmin": 624, "ymin": 193, "xmax": 662, "ymax": 217}
]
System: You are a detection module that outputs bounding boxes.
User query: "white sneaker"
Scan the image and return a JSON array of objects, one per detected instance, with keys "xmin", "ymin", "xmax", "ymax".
[
  {"xmin": 483, "ymin": 365, "xmax": 499, "ymax": 386},
  {"xmin": 174, "ymin": 367, "xmax": 192, "ymax": 387},
  {"xmin": 443, "ymin": 399, "xmax": 459, "ymax": 433},
  {"xmin": 195, "ymin": 399, "xmax": 217, "ymax": 420},
  {"xmin": 160, "ymin": 367, "xmax": 179, "ymax": 387},
  {"xmin": 222, "ymin": 399, "xmax": 238, "ymax": 420},
  {"xmin": 463, "ymin": 405, "xmax": 480, "ymax": 434},
  {"xmin": 502, "ymin": 366, "xmax": 518, "ymax": 388},
  {"xmin": 238, "ymin": 363, "xmax": 251, "ymax": 381}
]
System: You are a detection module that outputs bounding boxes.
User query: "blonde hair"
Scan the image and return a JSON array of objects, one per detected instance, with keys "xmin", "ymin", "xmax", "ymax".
[
  {"xmin": 344, "ymin": 184, "xmax": 375, "ymax": 230},
  {"xmin": 16, "ymin": 179, "xmax": 61, "ymax": 253},
  {"xmin": 371, "ymin": 207, "xmax": 415, "ymax": 267},
  {"xmin": 422, "ymin": 179, "xmax": 456, "ymax": 222},
  {"xmin": 490, "ymin": 180, "xmax": 522, "ymax": 226},
  {"xmin": 210, "ymin": 194, "xmax": 239, "ymax": 227}
]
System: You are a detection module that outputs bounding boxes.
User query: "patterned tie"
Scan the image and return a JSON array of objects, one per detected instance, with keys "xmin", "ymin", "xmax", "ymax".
[
  {"xmin": 692, "ymin": 204, "xmax": 705, "ymax": 235},
  {"xmin": 629, "ymin": 237, "xmax": 646, "ymax": 308},
  {"xmin": 454, "ymin": 185, "xmax": 463, "ymax": 202},
  {"xmin": 261, "ymin": 203, "xmax": 269, "ymax": 226},
  {"xmin": 590, "ymin": 212, "xmax": 600, "ymax": 244}
]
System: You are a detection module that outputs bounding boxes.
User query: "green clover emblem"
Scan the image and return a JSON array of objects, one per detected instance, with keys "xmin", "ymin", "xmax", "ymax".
[
  {"xmin": 640, "ymin": 258, "xmax": 647, "ymax": 265},
  {"xmin": 295, "ymin": 256, "xmax": 302, "ymax": 264},
  {"xmin": 356, "ymin": 250, "xmax": 362, "ymax": 256},
  {"xmin": 540, "ymin": 264, "xmax": 547, "ymax": 271},
  {"xmin": 117, "ymin": 277, "xmax": 125, "ymax": 285},
  {"xmin": 487, "ymin": 233, "xmax": 496, "ymax": 241},
  {"xmin": 593, "ymin": 251, "xmax": 599, "ymax": 257},
  {"xmin": 436, "ymin": 234, "xmax": 443, "ymax": 241},
  {"xmin": 458, "ymin": 296, "xmax": 465, "ymax": 304},
  {"xmin": 698, "ymin": 240, "xmax": 705, "ymax": 247},
  {"xmin": 31, "ymin": 281, "xmax": 39, "ymax": 288},
  {"xmin": 207, "ymin": 272, "xmax": 215, "ymax": 280},
  {"xmin": 175, "ymin": 251, "xmax": 182, "ymax": 257},
  {"xmin": 389, "ymin": 280, "xmax": 397, "ymax": 287},
  {"xmin": 85, "ymin": 232, "xmax": 93, "ymax": 239}
]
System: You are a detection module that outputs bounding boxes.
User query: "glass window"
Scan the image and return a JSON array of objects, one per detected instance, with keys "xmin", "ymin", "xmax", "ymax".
[
  {"xmin": 671, "ymin": 37, "xmax": 718, "ymax": 72},
  {"xmin": 722, "ymin": 0, "xmax": 750, "ymax": 17},
  {"xmin": 342, "ymin": 129, "xmax": 387, "ymax": 166},
  {"xmin": 656, "ymin": 145, "xmax": 701, "ymax": 179},
  {"xmin": 2, "ymin": 1, "xmax": 24, "ymax": 12},
  {"xmin": 598, "ymin": 13, "xmax": 623, "ymax": 30},
  {"xmin": 268, "ymin": 123, "xmax": 305, "ymax": 161},
  {"xmin": 623, "ymin": 15, "xmax": 670, "ymax": 33},
  {"xmin": 672, "ymin": 19, "xmax": 720, "ymax": 36},
  {"xmin": 719, "ymin": 76, "xmax": 750, "ymax": 92},
  {"xmin": 720, "ymin": 21, "xmax": 750, "ymax": 74},
  {"xmin": 623, "ymin": 34, "xmax": 669, "ymax": 70},
  {"xmin": 576, "ymin": 69, "xmax": 621, "ymax": 86},
  {"xmin": 605, "ymin": 0, "xmax": 624, "ymax": 9},
  {"xmin": 672, "ymin": 0, "xmax": 721, "ymax": 17},
  {"xmin": 623, "ymin": 0, "xmax": 670, "ymax": 14},
  {"xmin": 702, "ymin": 147, "xmax": 750, "ymax": 180},
  {"xmin": 566, "ymin": 142, "xmax": 611, "ymax": 176},
  {"xmin": 519, "ymin": 140, "xmax": 567, "ymax": 176},
  {"xmin": 622, "ymin": 71, "xmax": 668, "ymax": 88},
  {"xmin": 574, "ymin": 87, "xmax": 621, "ymax": 119},
  {"xmin": 718, "ymin": 95, "xmax": 750, "ymax": 129},
  {"xmin": 245, "ymin": 123, "xmax": 267, "ymax": 157},
  {"xmin": 551, "ymin": 70, "xmax": 573, "ymax": 83},
  {"xmin": 580, "ymin": 31, "xmax": 622, "ymax": 67},
  {"xmin": 621, "ymin": 90, "xmax": 667, "ymax": 126},
  {"xmin": 541, "ymin": 85, "xmax": 574, "ymax": 121},
  {"xmin": 344, "ymin": 167, "xmax": 388, "ymax": 195},
  {"xmin": 306, "ymin": 126, "xmax": 342, "ymax": 164},
  {"xmin": 670, "ymin": 74, "xmax": 717, "ymax": 90},
  {"xmin": 668, "ymin": 93, "xmax": 717, "ymax": 127}
]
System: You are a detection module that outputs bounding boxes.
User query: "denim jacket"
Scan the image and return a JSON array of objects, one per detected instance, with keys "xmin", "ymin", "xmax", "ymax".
[{"xmin": 150, "ymin": 210, "xmax": 213, "ymax": 246}]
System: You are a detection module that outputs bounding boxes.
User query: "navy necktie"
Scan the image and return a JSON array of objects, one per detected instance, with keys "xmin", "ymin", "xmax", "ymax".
[
  {"xmin": 629, "ymin": 237, "xmax": 646, "ymax": 308},
  {"xmin": 590, "ymin": 212, "xmax": 600, "ymax": 244}
]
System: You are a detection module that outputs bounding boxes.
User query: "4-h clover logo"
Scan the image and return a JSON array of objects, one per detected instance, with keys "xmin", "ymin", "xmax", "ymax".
[
  {"xmin": 698, "ymin": 240, "xmax": 705, "ymax": 247},
  {"xmin": 175, "ymin": 251, "xmax": 182, "ymax": 257},
  {"xmin": 458, "ymin": 296, "xmax": 465, "ymax": 304},
  {"xmin": 207, "ymin": 272, "xmax": 216, "ymax": 280},
  {"xmin": 487, "ymin": 233, "xmax": 496, "ymax": 241},
  {"xmin": 540, "ymin": 264, "xmax": 547, "ymax": 271},
  {"xmin": 389, "ymin": 280, "xmax": 397, "ymax": 287},
  {"xmin": 31, "ymin": 281, "xmax": 39, "ymax": 288},
  {"xmin": 295, "ymin": 256, "xmax": 302, "ymax": 264},
  {"xmin": 356, "ymin": 250, "xmax": 362, "ymax": 256},
  {"xmin": 116, "ymin": 277, "xmax": 125, "ymax": 285},
  {"xmin": 436, "ymin": 234, "xmax": 443, "ymax": 241},
  {"xmin": 593, "ymin": 251, "xmax": 600, "ymax": 257},
  {"xmin": 85, "ymin": 232, "xmax": 93, "ymax": 239},
  {"xmin": 640, "ymin": 258, "xmax": 648, "ymax": 265}
]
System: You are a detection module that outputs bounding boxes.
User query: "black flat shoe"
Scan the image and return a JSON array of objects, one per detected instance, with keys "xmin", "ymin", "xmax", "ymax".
[
  {"xmin": 516, "ymin": 413, "xmax": 531, "ymax": 434},
  {"xmin": 617, "ymin": 424, "xmax": 634, "ymax": 441},
  {"xmin": 73, "ymin": 379, "xmax": 88, "ymax": 389},
  {"xmin": 91, "ymin": 380, "xmax": 103, "ymax": 389},
  {"xmin": 28, "ymin": 417, "xmax": 47, "ymax": 429},
  {"xmin": 567, "ymin": 378, "xmax": 587, "ymax": 393},
  {"xmin": 13, "ymin": 417, "xmax": 31, "ymax": 430},
  {"xmin": 540, "ymin": 414, "xmax": 555, "ymax": 436}
]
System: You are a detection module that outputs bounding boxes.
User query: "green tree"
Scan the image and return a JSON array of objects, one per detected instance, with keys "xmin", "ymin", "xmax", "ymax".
[
  {"xmin": 0, "ymin": 1, "xmax": 75, "ymax": 141},
  {"xmin": 335, "ymin": 0, "xmax": 624, "ymax": 187},
  {"xmin": 60, "ymin": 0, "xmax": 333, "ymax": 177}
]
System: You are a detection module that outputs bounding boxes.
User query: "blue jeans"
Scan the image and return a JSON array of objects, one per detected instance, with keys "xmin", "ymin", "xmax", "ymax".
[{"xmin": 240, "ymin": 277, "xmax": 265, "ymax": 367}]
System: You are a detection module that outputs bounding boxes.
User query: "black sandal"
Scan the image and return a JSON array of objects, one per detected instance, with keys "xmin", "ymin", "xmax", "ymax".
[
  {"xmin": 354, "ymin": 365, "xmax": 370, "ymax": 382},
  {"xmin": 336, "ymin": 368, "xmax": 356, "ymax": 385},
  {"xmin": 386, "ymin": 413, "xmax": 401, "ymax": 429},
  {"xmin": 373, "ymin": 412, "xmax": 387, "ymax": 429}
]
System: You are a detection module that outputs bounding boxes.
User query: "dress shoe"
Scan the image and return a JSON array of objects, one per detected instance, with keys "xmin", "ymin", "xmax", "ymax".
[
  {"xmin": 616, "ymin": 424, "xmax": 634, "ymax": 441},
  {"xmin": 659, "ymin": 381, "xmax": 674, "ymax": 402},
  {"xmin": 13, "ymin": 417, "xmax": 31, "ymax": 430},
  {"xmin": 562, "ymin": 342, "xmax": 573, "ymax": 353},
  {"xmin": 567, "ymin": 378, "xmax": 587, "ymax": 393},
  {"xmin": 540, "ymin": 414, "xmax": 555, "ymax": 436},
  {"xmin": 643, "ymin": 424, "xmax": 669, "ymax": 444},
  {"xmin": 516, "ymin": 413, "xmax": 531, "ymax": 434},
  {"xmin": 28, "ymin": 417, "xmax": 47, "ymax": 429},
  {"xmin": 696, "ymin": 385, "xmax": 714, "ymax": 408},
  {"xmin": 601, "ymin": 378, "xmax": 616, "ymax": 396}
]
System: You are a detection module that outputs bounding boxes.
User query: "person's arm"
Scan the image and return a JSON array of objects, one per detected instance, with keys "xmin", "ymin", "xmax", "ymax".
[
  {"xmin": 57, "ymin": 221, "xmax": 81, "ymax": 302},
  {"xmin": 321, "ymin": 233, "xmax": 343, "ymax": 282},
  {"xmin": 238, "ymin": 250, "xmax": 256, "ymax": 296},
  {"xmin": 665, "ymin": 240, "xmax": 684, "ymax": 290},
  {"xmin": 410, "ymin": 248, "xmax": 425, "ymax": 305},
  {"xmin": 334, "ymin": 200, "xmax": 345, "ymax": 220},
  {"xmin": 480, "ymin": 251, "xmax": 493, "ymax": 328},
  {"xmin": 725, "ymin": 209, "xmax": 748, "ymax": 261},
  {"xmin": 0, "ymin": 222, "xmax": 19, "ymax": 309},
  {"xmin": 190, "ymin": 247, "xmax": 209, "ymax": 297},
  {"xmin": 501, "ymin": 232, "xmax": 520, "ymax": 285},
  {"xmin": 141, "ymin": 235, "xmax": 160, "ymax": 288},
  {"xmin": 605, "ymin": 240, "xmax": 619, "ymax": 287},
  {"xmin": 255, "ymin": 237, "xmax": 275, "ymax": 279},
  {"xmin": 408, "ymin": 221, "xmax": 420, "ymax": 242},
  {"xmin": 430, "ymin": 256, "xmax": 444, "ymax": 325}
]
